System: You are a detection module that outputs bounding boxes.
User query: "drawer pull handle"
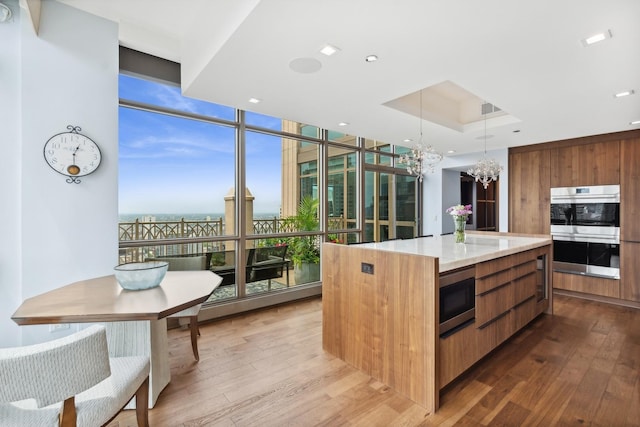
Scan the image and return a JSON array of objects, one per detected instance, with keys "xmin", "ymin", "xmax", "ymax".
[
  {"xmin": 478, "ymin": 310, "xmax": 510, "ymax": 329},
  {"xmin": 478, "ymin": 281, "xmax": 511, "ymax": 296},
  {"xmin": 513, "ymin": 294, "xmax": 536, "ymax": 309}
]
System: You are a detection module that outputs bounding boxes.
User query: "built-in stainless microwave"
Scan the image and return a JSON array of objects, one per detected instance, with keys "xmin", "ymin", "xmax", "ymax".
[{"xmin": 439, "ymin": 266, "xmax": 475, "ymax": 336}]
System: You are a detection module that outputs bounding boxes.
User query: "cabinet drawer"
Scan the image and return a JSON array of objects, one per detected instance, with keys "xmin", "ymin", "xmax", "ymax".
[
  {"xmin": 513, "ymin": 248, "xmax": 538, "ymax": 266},
  {"xmin": 477, "ymin": 310, "xmax": 513, "ymax": 358},
  {"xmin": 513, "ymin": 271, "xmax": 536, "ymax": 304},
  {"xmin": 476, "ymin": 268, "xmax": 512, "ymax": 294},
  {"xmin": 439, "ymin": 321, "xmax": 478, "ymax": 388},
  {"xmin": 513, "ymin": 259, "xmax": 536, "ymax": 279},
  {"xmin": 513, "ymin": 296, "xmax": 537, "ymax": 331},
  {"xmin": 476, "ymin": 255, "xmax": 513, "ymax": 279},
  {"xmin": 476, "ymin": 283, "xmax": 514, "ymax": 326}
]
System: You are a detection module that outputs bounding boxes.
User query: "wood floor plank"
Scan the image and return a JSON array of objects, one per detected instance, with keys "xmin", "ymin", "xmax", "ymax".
[
  {"xmin": 592, "ymin": 341, "xmax": 640, "ymax": 426},
  {"xmin": 625, "ymin": 375, "xmax": 640, "ymax": 426},
  {"xmin": 464, "ymin": 374, "xmax": 523, "ymax": 422},
  {"xmin": 486, "ymin": 400, "xmax": 531, "ymax": 426},
  {"xmin": 557, "ymin": 365, "xmax": 614, "ymax": 424},
  {"xmin": 108, "ymin": 295, "xmax": 640, "ymax": 426},
  {"xmin": 519, "ymin": 378, "xmax": 576, "ymax": 426}
]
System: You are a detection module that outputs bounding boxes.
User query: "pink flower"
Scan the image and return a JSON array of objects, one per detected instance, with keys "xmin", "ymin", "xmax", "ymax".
[{"xmin": 446, "ymin": 204, "xmax": 473, "ymax": 217}]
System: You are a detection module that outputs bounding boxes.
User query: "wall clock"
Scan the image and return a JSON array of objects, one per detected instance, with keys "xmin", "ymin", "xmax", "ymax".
[{"xmin": 43, "ymin": 125, "xmax": 102, "ymax": 184}]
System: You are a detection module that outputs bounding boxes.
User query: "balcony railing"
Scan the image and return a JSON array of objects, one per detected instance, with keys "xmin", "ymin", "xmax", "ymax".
[
  {"xmin": 119, "ymin": 218, "xmax": 225, "ymax": 241},
  {"xmin": 118, "ymin": 217, "xmax": 350, "ymax": 263}
]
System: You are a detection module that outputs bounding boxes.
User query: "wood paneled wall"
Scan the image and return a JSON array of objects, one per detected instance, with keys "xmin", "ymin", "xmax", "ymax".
[
  {"xmin": 509, "ymin": 130, "xmax": 640, "ymax": 303},
  {"xmin": 509, "ymin": 149, "xmax": 551, "ymax": 234},
  {"xmin": 550, "ymin": 141, "xmax": 620, "ymax": 187},
  {"xmin": 621, "ymin": 137, "xmax": 640, "ymax": 242}
]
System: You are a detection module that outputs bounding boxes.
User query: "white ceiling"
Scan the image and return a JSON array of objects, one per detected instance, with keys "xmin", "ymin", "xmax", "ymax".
[{"xmin": 57, "ymin": 0, "xmax": 640, "ymax": 155}]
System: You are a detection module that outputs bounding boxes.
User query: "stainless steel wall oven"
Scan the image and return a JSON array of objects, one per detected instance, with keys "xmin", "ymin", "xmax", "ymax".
[
  {"xmin": 439, "ymin": 266, "xmax": 475, "ymax": 336},
  {"xmin": 550, "ymin": 185, "xmax": 620, "ymax": 279}
]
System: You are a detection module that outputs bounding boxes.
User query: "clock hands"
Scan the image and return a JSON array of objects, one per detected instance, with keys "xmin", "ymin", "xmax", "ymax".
[{"xmin": 67, "ymin": 145, "xmax": 81, "ymax": 176}]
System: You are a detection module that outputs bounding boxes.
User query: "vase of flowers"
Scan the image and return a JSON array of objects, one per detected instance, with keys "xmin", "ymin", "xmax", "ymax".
[{"xmin": 446, "ymin": 204, "xmax": 473, "ymax": 243}]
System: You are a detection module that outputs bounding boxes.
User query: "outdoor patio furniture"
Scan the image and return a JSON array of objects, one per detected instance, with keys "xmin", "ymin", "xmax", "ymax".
[{"xmin": 248, "ymin": 245, "xmax": 290, "ymax": 289}]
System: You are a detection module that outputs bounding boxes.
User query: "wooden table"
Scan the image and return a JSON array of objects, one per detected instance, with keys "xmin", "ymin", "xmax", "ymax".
[{"xmin": 12, "ymin": 270, "xmax": 221, "ymax": 408}]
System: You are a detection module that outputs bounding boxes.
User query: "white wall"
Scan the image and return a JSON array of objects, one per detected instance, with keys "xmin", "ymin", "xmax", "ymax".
[
  {"xmin": 422, "ymin": 148, "xmax": 509, "ymax": 236},
  {"xmin": 0, "ymin": 1, "xmax": 119, "ymax": 347},
  {"xmin": 0, "ymin": 0, "xmax": 22, "ymax": 347},
  {"xmin": 441, "ymin": 169, "xmax": 462, "ymax": 235}
]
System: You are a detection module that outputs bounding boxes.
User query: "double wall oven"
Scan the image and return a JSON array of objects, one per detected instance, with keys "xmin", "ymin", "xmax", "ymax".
[{"xmin": 550, "ymin": 185, "xmax": 620, "ymax": 279}]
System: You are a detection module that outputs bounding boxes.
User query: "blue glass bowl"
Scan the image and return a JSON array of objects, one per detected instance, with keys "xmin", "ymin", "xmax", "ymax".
[{"xmin": 114, "ymin": 261, "xmax": 168, "ymax": 290}]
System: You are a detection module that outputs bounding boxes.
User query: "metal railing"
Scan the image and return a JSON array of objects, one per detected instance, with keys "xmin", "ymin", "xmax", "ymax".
[{"xmin": 118, "ymin": 216, "xmax": 350, "ymax": 263}]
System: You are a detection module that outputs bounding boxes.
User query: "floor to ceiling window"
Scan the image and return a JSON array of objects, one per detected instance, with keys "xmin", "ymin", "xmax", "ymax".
[
  {"xmin": 363, "ymin": 141, "xmax": 419, "ymax": 242},
  {"xmin": 118, "ymin": 47, "xmax": 420, "ymax": 319}
]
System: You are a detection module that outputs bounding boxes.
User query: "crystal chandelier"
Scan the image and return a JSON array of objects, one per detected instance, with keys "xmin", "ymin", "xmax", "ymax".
[
  {"xmin": 467, "ymin": 103, "xmax": 503, "ymax": 189},
  {"xmin": 399, "ymin": 91, "xmax": 443, "ymax": 181},
  {"xmin": 399, "ymin": 142, "xmax": 443, "ymax": 181}
]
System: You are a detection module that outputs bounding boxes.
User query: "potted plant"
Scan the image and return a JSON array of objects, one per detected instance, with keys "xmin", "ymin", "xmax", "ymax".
[{"xmin": 286, "ymin": 196, "xmax": 321, "ymax": 284}]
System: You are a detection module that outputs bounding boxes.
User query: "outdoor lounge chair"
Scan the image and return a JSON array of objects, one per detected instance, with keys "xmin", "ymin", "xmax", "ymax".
[{"xmin": 248, "ymin": 245, "xmax": 290, "ymax": 290}]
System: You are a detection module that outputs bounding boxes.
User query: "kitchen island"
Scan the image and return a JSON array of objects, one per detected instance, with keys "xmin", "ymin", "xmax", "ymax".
[{"xmin": 322, "ymin": 231, "xmax": 552, "ymax": 414}]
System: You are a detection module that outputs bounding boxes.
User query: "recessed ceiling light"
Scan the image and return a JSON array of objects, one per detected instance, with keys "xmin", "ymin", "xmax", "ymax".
[
  {"xmin": 513, "ymin": 129, "xmax": 521, "ymax": 133},
  {"xmin": 365, "ymin": 55, "xmax": 378, "ymax": 62},
  {"xmin": 447, "ymin": 150, "xmax": 456, "ymax": 154},
  {"xmin": 403, "ymin": 139, "xmax": 413, "ymax": 143},
  {"xmin": 338, "ymin": 122, "xmax": 349, "ymax": 127},
  {"xmin": 320, "ymin": 44, "xmax": 340, "ymax": 56},
  {"xmin": 248, "ymin": 98, "xmax": 261, "ymax": 104},
  {"xmin": 614, "ymin": 90, "xmax": 635, "ymax": 98},
  {"xmin": 631, "ymin": 120, "xmax": 640, "ymax": 125},
  {"xmin": 581, "ymin": 30, "xmax": 612, "ymax": 46}
]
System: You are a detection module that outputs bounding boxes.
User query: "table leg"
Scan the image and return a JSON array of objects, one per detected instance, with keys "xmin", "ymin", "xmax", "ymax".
[{"xmin": 104, "ymin": 319, "xmax": 170, "ymax": 408}]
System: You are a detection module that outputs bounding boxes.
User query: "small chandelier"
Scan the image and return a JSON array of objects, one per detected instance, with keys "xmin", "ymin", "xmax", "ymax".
[
  {"xmin": 399, "ymin": 142, "xmax": 443, "ymax": 181},
  {"xmin": 468, "ymin": 103, "xmax": 503, "ymax": 189},
  {"xmin": 399, "ymin": 91, "xmax": 443, "ymax": 181}
]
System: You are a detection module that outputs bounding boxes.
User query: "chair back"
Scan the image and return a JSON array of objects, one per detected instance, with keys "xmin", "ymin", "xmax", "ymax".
[
  {"xmin": 248, "ymin": 245, "xmax": 288, "ymax": 282},
  {"xmin": 253, "ymin": 245, "xmax": 288, "ymax": 263},
  {"xmin": 148, "ymin": 255, "xmax": 207, "ymax": 271},
  {"xmin": 0, "ymin": 325, "xmax": 111, "ymax": 408}
]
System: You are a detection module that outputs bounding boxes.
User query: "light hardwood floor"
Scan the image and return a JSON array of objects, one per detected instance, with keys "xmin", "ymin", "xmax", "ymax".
[{"xmin": 111, "ymin": 294, "xmax": 640, "ymax": 426}]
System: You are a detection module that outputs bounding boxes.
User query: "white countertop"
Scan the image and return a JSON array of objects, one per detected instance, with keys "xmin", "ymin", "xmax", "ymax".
[{"xmin": 358, "ymin": 232, "xmax": 551, "ymax": 272}]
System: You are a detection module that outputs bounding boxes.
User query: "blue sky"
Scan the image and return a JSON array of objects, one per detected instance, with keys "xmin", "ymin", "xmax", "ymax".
[{"xmin": 118, "ymin": 75, "xmax": 284, "ymax": 215}]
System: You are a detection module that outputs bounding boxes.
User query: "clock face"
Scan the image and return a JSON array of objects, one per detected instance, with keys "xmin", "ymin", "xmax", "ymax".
[{"xmin": 44, "ymin": 131, "xmax": 102, "ymax": 179}]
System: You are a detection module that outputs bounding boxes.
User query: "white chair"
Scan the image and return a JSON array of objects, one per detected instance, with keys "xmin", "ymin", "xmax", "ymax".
[
  {"xmin": 0, "ymin": 325, "xmax": 149, "ymax": 427},
  {"xmin": 147, "ymin": 255, "xmax": 207, "ymax": 361}
]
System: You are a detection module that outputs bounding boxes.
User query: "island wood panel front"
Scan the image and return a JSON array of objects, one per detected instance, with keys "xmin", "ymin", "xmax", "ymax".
[{"xmin": 322, "ymin": 243, "xmax": 439, "ymax": 412}]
